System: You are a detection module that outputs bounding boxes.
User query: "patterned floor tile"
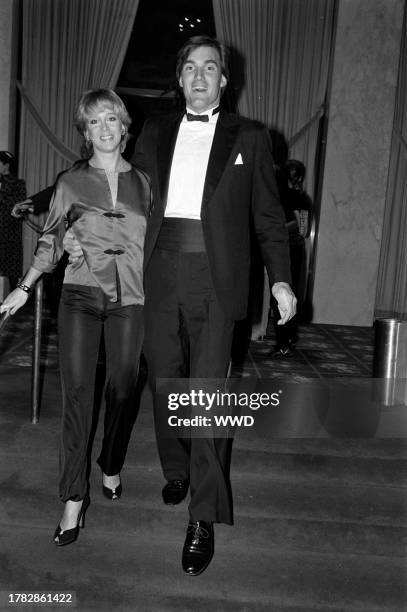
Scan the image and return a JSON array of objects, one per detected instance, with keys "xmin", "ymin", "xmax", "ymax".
[{"xmin": 0, "ymin": 302, "xmax": 375, "ymax": 380}]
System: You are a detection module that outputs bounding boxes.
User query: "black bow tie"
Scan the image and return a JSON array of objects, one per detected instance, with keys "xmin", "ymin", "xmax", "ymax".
[
  {"xmin": 186, "ymin": 107, "xmax": 220, "ymax": 122},
  {"xmin": 186, "ymin": 113, "xmax": 209, "ymax": 122}
]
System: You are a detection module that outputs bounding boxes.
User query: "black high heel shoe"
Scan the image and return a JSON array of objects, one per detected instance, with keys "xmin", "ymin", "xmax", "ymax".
[
  {"xmin": 102, "ymin": 478, "xmax": 122, "ymax": 500},
  {"xmin": 53, "ymin": 495, "xmax": 90, "ymax": 547}
]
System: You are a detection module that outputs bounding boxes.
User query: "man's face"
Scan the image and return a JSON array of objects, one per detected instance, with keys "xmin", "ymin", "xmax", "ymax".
[{"xmin": 179, "ymin": 45, "xmax": 227, "ymax": 114}]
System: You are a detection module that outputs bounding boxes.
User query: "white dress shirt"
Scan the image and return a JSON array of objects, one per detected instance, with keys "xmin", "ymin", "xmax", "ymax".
[{"xmin": 165, "ymin": 107, "xmax": 219, "ymax": 219}]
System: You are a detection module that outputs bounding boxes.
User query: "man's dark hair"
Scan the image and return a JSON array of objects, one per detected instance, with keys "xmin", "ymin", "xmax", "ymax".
[{"xmin": 175, "ymin": 35, "xmax": 229, "ymax": 83}]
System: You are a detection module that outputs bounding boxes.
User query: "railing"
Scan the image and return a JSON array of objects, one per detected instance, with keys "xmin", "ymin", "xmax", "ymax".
[{"xmin": 31, "ymin": 280, "xmax": 43, "ymax": 423}]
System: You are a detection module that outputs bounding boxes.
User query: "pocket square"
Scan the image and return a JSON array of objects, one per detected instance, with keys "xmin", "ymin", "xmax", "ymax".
[{"xmin": 234, "ymin": 153, "xmax": 243, "ymax": 165}]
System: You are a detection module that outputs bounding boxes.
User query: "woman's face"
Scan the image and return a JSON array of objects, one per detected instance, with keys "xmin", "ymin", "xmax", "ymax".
[{"xmin": 84, "ymin": 104, "xmax": 124, "ymax": 155}]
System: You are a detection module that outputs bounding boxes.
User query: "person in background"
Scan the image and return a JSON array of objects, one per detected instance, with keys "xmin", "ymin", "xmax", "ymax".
[
  {"xmin": 0, "ymin": 151, "xmax": 26, "ymax": 288},
  {"xmin": 0, "ymin": 89, "xmax": 151, "ymax": 547},
  {"xmin": 270, "ymin": 159, "xmax": 312, "ymax": 357}
]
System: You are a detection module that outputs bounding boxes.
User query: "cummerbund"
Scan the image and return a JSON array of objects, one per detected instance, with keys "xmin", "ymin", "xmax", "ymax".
[{"xmin": 156, "ymin": 218, "xmax": 206, "ymax": 252}]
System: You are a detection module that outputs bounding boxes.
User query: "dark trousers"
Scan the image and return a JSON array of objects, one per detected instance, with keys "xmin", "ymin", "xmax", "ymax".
[
  {"xmin": 144, "ymin": 249, "xmax": 235, "ymax": 524},
  {"xmin": 57, "ymin": 285, "xmax": 143, "ymax": 502}
]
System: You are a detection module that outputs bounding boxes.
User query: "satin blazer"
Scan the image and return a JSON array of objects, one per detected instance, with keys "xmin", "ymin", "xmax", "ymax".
[
  {"xmin": 132, "ymin": 109, "xmax": 291, "ymax": 320},
  {"xmin": 32, "ymin": 161, "xmax": 151, "ymax": 306}
]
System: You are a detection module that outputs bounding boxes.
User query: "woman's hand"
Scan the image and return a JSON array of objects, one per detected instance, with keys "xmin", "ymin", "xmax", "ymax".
[{"xmin": 0, "ymin": 288, "xmax": 30, "ymax": 315}]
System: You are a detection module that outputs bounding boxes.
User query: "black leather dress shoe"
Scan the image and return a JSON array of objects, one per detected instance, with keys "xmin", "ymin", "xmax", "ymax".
[
  {"xmin": 182, "ymin": 520, "xmax": 214, "ymax": 576},
  {"xmin": 162, "ymin": 479, "xmax": 189, "ymax": 505}
]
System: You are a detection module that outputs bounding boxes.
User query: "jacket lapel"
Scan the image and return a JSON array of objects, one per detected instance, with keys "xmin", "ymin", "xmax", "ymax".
[
  {"xmin": 201, "ymin": 111, "xmax": 240, "ymax": 212},
  {"xmin": 156, "ymin": 113, "xmax": 183, "ymax": 207}
]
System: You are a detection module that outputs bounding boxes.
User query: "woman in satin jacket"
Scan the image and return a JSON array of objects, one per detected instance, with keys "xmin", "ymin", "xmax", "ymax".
[{"xmin": 0, "ymin": 89, "xmax": 151, "ymax": 546}]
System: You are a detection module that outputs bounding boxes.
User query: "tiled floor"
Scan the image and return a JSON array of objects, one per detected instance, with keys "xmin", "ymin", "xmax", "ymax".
[
  {"xmin": 245, "ymin": 323, "xmax": 374, "ymax": 379},
  {"xmin": 0, "ymin": 301, "xmax": 375, "ymax": 379}
]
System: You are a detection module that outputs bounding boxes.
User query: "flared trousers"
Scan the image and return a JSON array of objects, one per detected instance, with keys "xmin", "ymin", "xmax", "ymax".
[{"xmin": 57, "ymin": 284, "xmax": 143, "ymax": 502}]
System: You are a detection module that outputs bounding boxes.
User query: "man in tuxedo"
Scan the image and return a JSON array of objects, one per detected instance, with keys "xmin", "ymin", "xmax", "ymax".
[
  {"xmin": 133, "ymin": 35, "xmax": 296, "ymax": 576},
  {"xmin": 16, "ymin": 35, "xmax": 296, "ymax": 576}
]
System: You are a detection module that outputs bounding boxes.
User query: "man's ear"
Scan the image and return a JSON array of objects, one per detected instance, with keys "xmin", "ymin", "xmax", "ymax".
[
  {"xmin": 220, "ymin": 75, "xmax": 227, "ymax": 89},
  {"xmin": 179, "ymin": 76, "xmax": 183, "ymax": 89}
]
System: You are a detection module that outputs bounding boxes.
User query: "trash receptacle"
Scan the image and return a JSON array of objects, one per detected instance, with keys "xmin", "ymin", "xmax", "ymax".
[{"xmin": 373, "ymin": 318, "xmax": 407, "ymax": 406}]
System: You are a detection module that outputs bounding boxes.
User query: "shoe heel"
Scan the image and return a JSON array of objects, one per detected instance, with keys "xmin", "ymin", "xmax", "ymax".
[
  {"xmin": 54, "ymin": 495, "xmax": 90, "ymax": 546},
  {"xmin": 79, "ymin": 495, "xmax": 90, "ymax": 528}
]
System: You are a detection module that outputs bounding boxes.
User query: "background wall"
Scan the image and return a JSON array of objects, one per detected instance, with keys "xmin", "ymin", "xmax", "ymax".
[
  {"xmin": 312, "ymin": 0, "xmax": 404, "ymax": 325},
  {"xmin": 0, "ymin": 0, "xmax": 16, "ymax": 151}
]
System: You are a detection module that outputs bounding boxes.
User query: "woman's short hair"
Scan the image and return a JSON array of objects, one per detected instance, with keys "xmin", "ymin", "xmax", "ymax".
[
  {"xmin": 175, "ymin": 35, "xmax": 229, "ymax": 84},
  {"xmin": 74, "ymin": 89, "xmax": 131, "ymax": 154}
]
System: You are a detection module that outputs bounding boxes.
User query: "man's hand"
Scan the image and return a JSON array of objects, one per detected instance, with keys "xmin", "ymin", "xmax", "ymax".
[
  {"xmin": 63, "ymin": 229, "xmax": 84, "ymax": 264},
  {"xmin": 271, "ymin": 282, "xmax": 297, "ymax": 325},
  {"xmin": 11, "ymin": 199, "xmax": 34, "ymax": 218}
]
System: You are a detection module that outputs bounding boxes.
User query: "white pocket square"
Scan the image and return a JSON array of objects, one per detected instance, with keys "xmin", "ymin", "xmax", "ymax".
[{"xmin": 234, "ymin": 153, "xmax": 243, "ymax": 165}]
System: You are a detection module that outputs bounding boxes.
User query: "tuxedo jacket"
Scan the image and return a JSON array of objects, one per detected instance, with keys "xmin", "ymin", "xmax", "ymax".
[{"xmin": 132, "ymin": 109, "xmax": 291, "ymax": 321}]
